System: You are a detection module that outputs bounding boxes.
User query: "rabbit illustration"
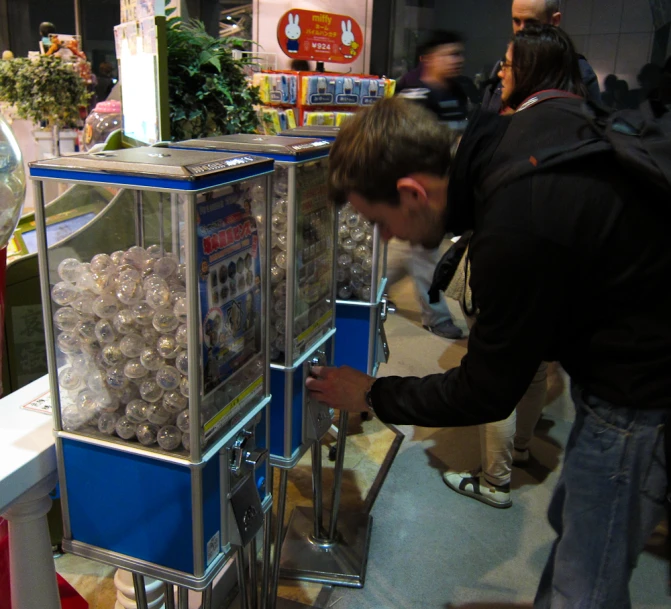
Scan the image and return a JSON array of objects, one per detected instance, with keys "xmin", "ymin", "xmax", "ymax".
[
  {"xmin": 285, "ymin": 13, "xmax": 301, "ymax": 54},
  {"xmin": 341, "ymin": 20, "xmax": 356, "ymax": 56}
]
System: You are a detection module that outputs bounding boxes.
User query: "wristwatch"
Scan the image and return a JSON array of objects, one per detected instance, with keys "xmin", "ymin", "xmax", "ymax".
[{"xmin": 364, "ymin": 382, "xmax": 375, "ymax": 412}]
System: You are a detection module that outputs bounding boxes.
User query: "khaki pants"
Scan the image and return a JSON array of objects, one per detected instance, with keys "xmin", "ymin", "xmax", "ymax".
[{"xmin": 463, "ymin": 313, "xmax": 548, "ymax": 486}]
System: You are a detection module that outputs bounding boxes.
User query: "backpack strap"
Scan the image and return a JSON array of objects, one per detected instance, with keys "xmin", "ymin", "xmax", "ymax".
[
  {"xmin": 479, "ymin": 137, "xmax": 611, "ymax": 202},
  {"xmin": 479, "ymin": 93, "xmax": 611, "ymax": 201},
  {"xmin": 515, "ymin": 89, "xmax": 583, "ymax": 113}
]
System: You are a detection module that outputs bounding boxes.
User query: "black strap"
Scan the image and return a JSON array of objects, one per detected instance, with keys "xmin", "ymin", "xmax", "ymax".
[
  {"xmin": 665, "ymin": 414, "xmax": 671, "ymax": 593},
  {"xmin": 479, "ymin": 138, "xmax": 611, "ymax": 203}
]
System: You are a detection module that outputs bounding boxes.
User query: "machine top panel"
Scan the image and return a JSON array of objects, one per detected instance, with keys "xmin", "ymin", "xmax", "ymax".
[
  {"xmin": 176, "ymin": 134, "xmax": 332, "ymax": 158},
  {"xmin": 280, "ymin": 126, "xmax": 340, "ymax": 139},
  {"xmin": 29, "ymin": 146, "xmax": 273, "ymax": 180}
]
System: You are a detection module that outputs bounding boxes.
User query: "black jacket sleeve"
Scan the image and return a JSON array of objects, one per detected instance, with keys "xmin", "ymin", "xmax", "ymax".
[{"xmin": 371, "ymin": 223, "xmax": 568, "ymax": 428}]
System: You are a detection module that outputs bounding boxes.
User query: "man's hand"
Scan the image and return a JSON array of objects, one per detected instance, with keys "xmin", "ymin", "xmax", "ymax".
[{"xmin": 305, "ymin": 365, "xmax": 375, "ymax": 413}]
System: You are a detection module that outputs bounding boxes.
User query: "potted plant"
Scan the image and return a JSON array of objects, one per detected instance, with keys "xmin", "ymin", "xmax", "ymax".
[
  {"xmin": 0, "ymin": 55, "xmax": 90, "ymax": 157},
  {"xmin": 166, "ymin": 18, "xmax": 261, "ymax": 140}
]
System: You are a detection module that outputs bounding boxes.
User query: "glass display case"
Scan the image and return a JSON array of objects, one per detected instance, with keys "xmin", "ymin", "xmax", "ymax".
[
  {"xmin": 29, "ymin": 147, "xmax": 273, "ymax": 587},
  {"xmin": 173, "ymin": 135, "xmax": 337, "ymax": 468},
  {"xmin": 280, "ymin": 126, "xmax": 389, "ymax": 376}
]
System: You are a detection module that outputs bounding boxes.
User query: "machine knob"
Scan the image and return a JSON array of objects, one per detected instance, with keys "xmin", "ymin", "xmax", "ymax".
[
  {"xmin": 244, "ymin": 448, "xmax": 269, "ymax": 470},
  {"xmin": 308, "ymin": 349, "xmax": 328, "ymax": 376},
  {"xmin": 230, "ymin": 430, "xmax": 252, "ymax": 475}
]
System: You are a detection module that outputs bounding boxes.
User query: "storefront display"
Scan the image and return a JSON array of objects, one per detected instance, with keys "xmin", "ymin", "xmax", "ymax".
[
  {"xmin": 29, "ymin": 146, "xmax": 273, "ymax": 588},
  {"xmin": 253, "ymin": 71, "xmax": 395, "ymax": 134}
]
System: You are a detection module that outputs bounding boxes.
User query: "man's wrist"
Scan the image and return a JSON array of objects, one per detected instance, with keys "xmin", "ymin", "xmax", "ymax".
[{"xmin": 364, "ymin": 378, "xmax": 376, "ymax": 411}]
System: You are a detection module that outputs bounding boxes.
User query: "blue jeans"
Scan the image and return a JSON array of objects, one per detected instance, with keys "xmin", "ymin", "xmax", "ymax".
[{"xmin": 535, "ymin": 385, "xmax": 668, "ymax": 608}]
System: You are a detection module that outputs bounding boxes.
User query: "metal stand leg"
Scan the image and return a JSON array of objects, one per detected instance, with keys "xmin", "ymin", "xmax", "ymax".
[
  {"xmin": 278, "ymin": 412, "xmax": 373, "ymax": 588},
  {"xmin": 178, "ymin": 586, "xmax": 189, "ymax": 609},
  {"xmin": 269, "ymin": 468, "xmax": 289, "ymax": 609},
  {"xmin": 249, "ymin": 538, "xmax": 258, "ymax": 609},
  {"xmin": 164, "ymin": 582, "xmax": 176, "ymax": 609},
  {"xmin": 132, "ymin": 573, "xmax": 149, "ymax": 609},
  {"xmin": 261, "ymin": 508, "xmax": 272, "ymax": 609},
  {"xmin": 328, "ymin": 413, "xmax": 348, "ymax": 540},
  {"xmin": 202, "ymin": 583, "xmax": 213, "ymax": 609},
  {"xmin": 237, "ymin": 546, "xmax": 249, "ymax": 609},
  {"xmin": 311, "ymin": 441, "xmax": 325, "ymax": 541}
]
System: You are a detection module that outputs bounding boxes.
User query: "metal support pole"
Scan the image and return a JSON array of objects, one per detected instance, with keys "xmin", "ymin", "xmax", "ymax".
[
  {"xmin": 261, "ymin": 508, "xmax": 272, "ymax": 609},
  {"xmin": 311, "ymin": 441, "xmax": 324, "ymax": 540},
  {"xmin": 164, "ymin": 582, "xmax": 175, "ymax": 609},
  {"xmin": 202, "ymin": 583, "xmax": 213, "ymax": 609},
  {"xmin": 237, "ymin": 546, "xmax": 249, "ymax": 609},
  {"xmin": 177, "ymin": 586, "xmax": 189, "ymax": 609},
  {"xmin": 328, "ymin": 412, "xmax": 349, "ymax": 540},
  {"xmin": 249, "ymin": 537, "xmax": 258, "ymax": 609},
  {"xmin": 269, "ymin": 468, "xmax": 289, "ymax": 609},
  {"xmin": 132, "ymin": 573, "xmax": 149, "ymax": 609}
]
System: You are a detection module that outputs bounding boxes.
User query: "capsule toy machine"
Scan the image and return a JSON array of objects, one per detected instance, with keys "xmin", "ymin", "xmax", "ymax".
[
  {"xmin": 280, "ymin": 125, "xmax": 390, "ymax": 379},
  {"xmin": 172, "ymin": 135, "xmax": 337, "ymax": 469},
  {"xmin": 29, "ymin": 147, "xmax": 274, "ymax": 593}
]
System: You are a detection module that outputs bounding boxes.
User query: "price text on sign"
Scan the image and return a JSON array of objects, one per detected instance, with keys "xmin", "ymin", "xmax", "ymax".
[{"xmin": 277, "ymin": 9, "xmax": 363, "ymax": 64}]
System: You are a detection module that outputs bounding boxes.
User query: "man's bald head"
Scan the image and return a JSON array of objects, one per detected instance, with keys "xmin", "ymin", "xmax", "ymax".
[{"xmin": 512, "ymin": 0, "xmax": 562, "ymax": 34}]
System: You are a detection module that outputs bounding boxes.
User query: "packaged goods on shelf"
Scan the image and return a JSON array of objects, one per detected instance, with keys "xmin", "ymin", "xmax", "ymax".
[
  {"xmin": 258, "ymin": 107, "xmax": 298, "ymax": 135},
  {"xmin": 252, "ymin": 73, "xmax": 298, "ymax": 105},
  {"xmin": 302, "ymin": 111, "xmax": 354, "ymax": 126}
]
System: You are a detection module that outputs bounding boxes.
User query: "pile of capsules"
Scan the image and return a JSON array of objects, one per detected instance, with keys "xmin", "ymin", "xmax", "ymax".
[
  {"xmin": 336, "ymin": 203, "xmax": 375, "ymax": 301},
  {"xmin": 51, "ymin": 245, "xmax": 194, "ymax": 452},
  {"xmin": 268, "ymin": 162, "xmax": 333, "ymax": 362}
]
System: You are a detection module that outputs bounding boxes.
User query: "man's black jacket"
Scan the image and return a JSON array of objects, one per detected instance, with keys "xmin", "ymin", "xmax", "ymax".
[{"xmin": 371, "ymin": 98, "xmax": 671, "ymax": 427}]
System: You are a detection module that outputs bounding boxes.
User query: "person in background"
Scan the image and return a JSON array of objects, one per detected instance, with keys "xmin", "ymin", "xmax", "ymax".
[
  {"xmin": 482, "ymin": 0, "xmax": 600, "ymax": 113},
  {"xmin": 613, "ymin": 78, "xmax": 635, "ymax": 110},
  {"xmin": 94, "ymin": 62, "xmax": 115, "ymax": 102},
  {"xmin": 441, "ymin": 25, "xmax": 588, "ymax": 509},
  {"xmin": 289, "ymin": 59, "xmax": 311, "ymax": 71},
  {"xmin": 385, "ymin": 30, "xmax": 468, "ymax": 341},
  {"xmin": 396, "ymin": 30, "xmax": 469, "ymax": 125},
  {"xmin": 601, "ymin": 73, "xmax": 618, "ymax": 107}
]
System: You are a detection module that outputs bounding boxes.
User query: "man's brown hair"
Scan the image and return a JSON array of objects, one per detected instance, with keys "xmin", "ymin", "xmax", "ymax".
[{"xmin": 328, "ymin": 97, "xmax": 455, "ymax": 206}]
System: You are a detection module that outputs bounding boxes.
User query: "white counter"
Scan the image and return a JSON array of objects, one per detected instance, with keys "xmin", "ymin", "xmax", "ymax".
[{"xmin": 0, "ymin": 375, "xmax": 61, "ymax": 609}]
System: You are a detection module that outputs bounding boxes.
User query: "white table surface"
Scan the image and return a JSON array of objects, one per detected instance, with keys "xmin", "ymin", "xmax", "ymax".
[{"xmin": 0, "ymin": 376, "xmax": 56, "ymax": 514}]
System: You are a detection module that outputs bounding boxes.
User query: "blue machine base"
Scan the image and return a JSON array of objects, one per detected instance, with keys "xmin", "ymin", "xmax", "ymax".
[
  {"xmin": 334, "ymin": 302, "xmax": 378, "ymax": 374},
  {"xmin": 61, "ymin": 438, "xmax": 221, "ymax": 576}
]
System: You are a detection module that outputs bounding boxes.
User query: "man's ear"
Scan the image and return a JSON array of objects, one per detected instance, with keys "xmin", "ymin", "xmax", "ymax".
[
  {"xmin": 396, "ymin": 177, "xmax": 428, "ymax": 212},
  {"xmin": 551, "ymin": 12, "xmax": 562, "ymax": 27}
]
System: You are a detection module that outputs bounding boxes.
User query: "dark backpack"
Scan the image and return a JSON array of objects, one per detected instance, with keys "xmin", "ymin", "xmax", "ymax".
[{"xmin": 480, "ymin": 90, "xmax": 671, "ymax": 201}]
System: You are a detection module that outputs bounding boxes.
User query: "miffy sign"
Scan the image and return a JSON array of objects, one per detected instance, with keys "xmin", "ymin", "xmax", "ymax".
[{"xmin": 277, "ymin": 8, "xmax": 363, "ymax": 63}]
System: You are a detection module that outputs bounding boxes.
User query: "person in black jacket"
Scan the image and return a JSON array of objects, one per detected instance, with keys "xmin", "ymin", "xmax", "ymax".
[
  {"xmin": 307, "ymin": 26, "xmax": 671, "ymax": 608},
  {"xmin": 481, "ymin": 0, "xmax": 600, "ymax": 113}
]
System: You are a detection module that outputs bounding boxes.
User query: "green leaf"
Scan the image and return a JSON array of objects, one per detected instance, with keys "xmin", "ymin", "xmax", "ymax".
[{"xmin": 208, "ymin": 56, "xmax": 221, "ymax": 72}]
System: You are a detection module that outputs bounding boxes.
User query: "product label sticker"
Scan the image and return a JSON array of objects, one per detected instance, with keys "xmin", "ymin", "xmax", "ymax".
[
  {"xmin": 206, "ymin": 530, "xmax": 220, "ymax": 566},
  {"xmin": 309, "ymin": 93, "xmax": 334, "ymax": 105},
  {"xmin": 21, "ymin": 390, "xmax": 52, "ymax": 415},
  {"xmin": 197, "ymin": 186, "xmax": 263, "ymax": 399},
  {"xmin": 335, "ymin": 94, "xmax": 359, "ymax": 105}
]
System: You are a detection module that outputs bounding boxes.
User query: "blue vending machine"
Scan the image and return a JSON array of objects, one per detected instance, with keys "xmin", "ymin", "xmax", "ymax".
[
  {"xmin": 282, "ymin": 125, "xmax": 390, "ymax": 379},
  {"xmin": 172, "ymin": 135, "xmax": 363, "ymax": 599},
  {"xmin": 29, "ymin": 147, "xmax": 274, "ymax": 596},
  {"xmin": 172, "ymin": 136, "xmax": 337, "ymax": 468}
]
